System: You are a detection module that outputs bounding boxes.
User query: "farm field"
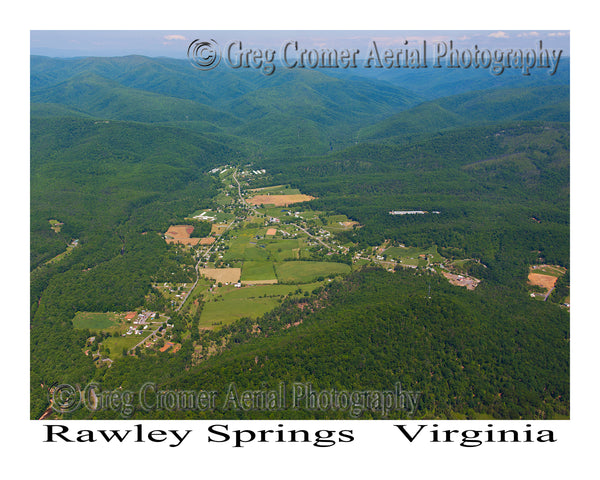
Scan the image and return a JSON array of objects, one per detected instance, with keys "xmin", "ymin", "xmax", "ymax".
[
  {"xmin": 223, "ymin": 243, "xmax": 269, "ymax": 262},
  {"xmin": 189, "ymin": 209, "xmax": 235, "ymax": 224},
  {"xmin": 103, "ymin": 332, "xmax": 154, "ymax": 360},
  {"xmin": 201, "ymin": 295, "xmax": 279, "ymax": 328},
  {"xmin": 241, "ymin": 261, "xmax": 277, "ymax": 282},
  {"xmin": 250, "ymin": 185, "xmax": 302, "ymax": 195},
  {"xmin": 528, "ymin": 273, "xmax": 559, "ymax": 290},
  {"xmin": 296, "ymin": 210, "xmax": 322, "ymax": 220},
  {"xmin": 527, "ymin": 264, "xmax": 567, "ymax": 300},
  {"xmin": 210, "ymin": 224, "xmax": 230, "ymax": 235},
  {"xmin": 214, "ymin": 192, "xmax": 234, "ymax": 205},
  {"xmin": 164, "ymin": 225, "xmax": 199, "ymax": 246},
  {"xmin": 199, "ymin": 282, "xmax": 324, "ymax": 329},
  {"xmin": 259, "ymin": 206, "xmax": 295, "ymax": 219},
  {"xmin": 72, "ymin": 311, "xmax": 121, "ymax": 330},
  {"xmin": 530, "ymin": 264, "xmax": 567, "ymax": 277},
  {"xmin": 258, "ymin": 237, "xmax": 303, "ymax": 261},
  {"xmin": 324, "ymin": 214, "xmax": 361, "ymax": 232},
  {"xmin": 384, "ymin": 245, "xmax": 443, "ymax": 264},
  {"xmin": 275, "ymin": 261, "xmax": 351, "ymax": 283},
  {"xmin": 199, "ymin": 267, "xmax": 241, "ymax": 284},
  {"xmin": 247, "ymin": 194, "xmax": 315, "ymax": 207}
]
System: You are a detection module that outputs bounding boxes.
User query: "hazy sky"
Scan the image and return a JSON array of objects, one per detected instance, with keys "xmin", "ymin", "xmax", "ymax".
[{"xmin": 30, "ymin": 30, "xmax": 570, "ymax": 58}]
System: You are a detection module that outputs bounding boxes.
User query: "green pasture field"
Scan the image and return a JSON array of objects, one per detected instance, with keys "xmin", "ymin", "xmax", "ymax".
[
  {"xmin": 275, "ymin": 261, "xmax": 351, "ymax": 283},
  {"xmin": 251, "ymin": 185, "xmax": 302, "ymax": 196},
  {"xmin": 200, "ymin": 296, "xmax": 279, "ymax": 327},
  {"xmin": 189, "ymin": 209, "xmax": 235, "ymax": 224},
  {"xmin": 384, "ymin": 245, "xmax": 443, "ymax": 263},
  {"xmin": 296, "ymin": 210, "xmax": 322, "ymax": 220},
  {"xmin": 326, "ymin": 214, "xmax": 349, "ymax": 223},
  {"xmin": 199, "ymin": 282, "xmax": 324, "ymax": 329},
  {"xmin": 104, "ymin": 332, "xmax": 154, "ymax": 359},
  {"xmin": 223, "ymin": 226, "xmax": 309, "ymax": 263},
  {"xmin": 259, "ymin": 237, "xmax": 302, "ymax": 261},
  {"xmin": 215, "ymin": 192, "xmax": 234, "ymax": 206},
  {"xmin": 531, "ymin": 265, "xmax": 566, "ymax": 277},
  {"xmin": 223, "ymin": 228, "xmax": 271, "ymax": 262},
  {"xmin": 324, "ymin": 214, "xmax": 361, "ymax": 233},
  {"xmin": 241, "ymin": 261, "xmax": 277, "ymax": 281},
  {"xmin": 73, "ymin": 311, "xmax": 121, "ymax": 330},
  {"xmin": 259, "ymin": 206, "xmax": 294, "ymax": 219}
]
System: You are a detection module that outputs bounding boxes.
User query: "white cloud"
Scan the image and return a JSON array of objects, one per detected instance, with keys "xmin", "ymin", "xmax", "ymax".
[
  {"xmin": 518, "ymin": 31, "xmax": 540, "ymax": 37},
  {"xmin": 548, "ymin": 32, "xmax": 568, "ymax": 37},
  {"xmin": 488, "ymin": 31, "xmax": 509, "ymax": 39},
  {"xmin": 164, "ymin": 34, "xmax": 186, "ymax": 41}
]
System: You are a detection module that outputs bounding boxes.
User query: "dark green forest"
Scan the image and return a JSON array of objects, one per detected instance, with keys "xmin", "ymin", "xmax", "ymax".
[{"xmin": 30, "ymin": 55, "xmax": 569, "ymax": 420}]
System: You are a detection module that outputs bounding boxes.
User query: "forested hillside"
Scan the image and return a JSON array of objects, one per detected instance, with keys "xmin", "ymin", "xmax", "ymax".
[{"xmin": 30, "ymin": 55, "xmax": 569, "ymax": 420}]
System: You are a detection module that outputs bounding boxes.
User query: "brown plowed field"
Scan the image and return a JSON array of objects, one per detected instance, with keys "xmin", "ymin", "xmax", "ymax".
[
  {"xmin": 165, "ymin": 225, "xmax": 199, "ymax": 246},
  {"xmin": 200, "ymin": 268, "xmax": 241, "ymax": 283},
  {"xmin": 528, "ymin": 273, "xmax": 558, "ymax": 291},
  {"xmin": 247, "ymin": 194, "xmax": 315, "ymax": 206}
]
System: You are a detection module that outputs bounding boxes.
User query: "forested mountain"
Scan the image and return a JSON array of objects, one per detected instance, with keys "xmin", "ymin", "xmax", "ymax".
[
  {"xmin": 31, "ymin": 55, "xmax": 422, "ymax": 156},
  {"xmin": 343, "ymin": 57, "xmax": 570, "ymax": 99},
  {"xmin": 358, "ymin": 85, "xmax": 569, "ymax": 142},
  {"xmin": 30, "ymin": 54, "xmax": 569, "ymax": 420}
]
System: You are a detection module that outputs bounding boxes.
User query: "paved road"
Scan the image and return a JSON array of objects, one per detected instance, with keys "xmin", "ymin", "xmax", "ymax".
[
  {"xmin": 232, "ymin": 169, "xmax": 250, "ymax": 209},
  {"xmin": 128, "ymin": 324, "xmax": 162, "ymax": 353},
  {"xmin": 177, "ymin": 218, "xmax": 237, "ymax": 312},
  {"xmin": 177, "ymin": 170, "xmax": 247, "ymax": 313},
  {"xmin": 289, "ymin": 223, "xmax": 333, "ymax": 250}
]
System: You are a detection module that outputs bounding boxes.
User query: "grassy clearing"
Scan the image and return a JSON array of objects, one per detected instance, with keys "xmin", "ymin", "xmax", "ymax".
[
  {"xmin": 251, "ymin": 185, "xmax": 302, "ymax": 196},
  {"xmin": 215, "ymin": 192, "xmax": 234, "ymax": 206},
  {"xmin": 275, "ymin": 261, "xmax": 351, "ymax": 283},
  {"xmin": 189, "ymin": 209, "xmax": 235, "ymax": 223},
  {"xmin": 104, "ymin": 333, "xmax": 153, "ymax": 359},
  {"xmin": 384, "ymin": 245, "xmax": 443, "ymax": 263},
  {"xmin": 200, "ymin": 296, "xmax": 279, "ymax": 328},
  {"xmin": 326, "ymin": 214, "xmax": 349, "ymax": 223},
  {"xmin": 45, "ymin": 244, "xmax": 76, "ymax": 265},
  {"xmin": 49, "ymin": 219, "xmax": 63, "ymax": 233},
  {"xmin": 199, "ymin": 281, "xmax": 324, "ymax": 329},
  {"xmin": 259, "ymin": 206, "xmax": 294, "ymax": 219},
  {"xmin": 241, "ymin": 261, "xmax": 277, "ymax": 281},
  {"xmin": 223, "ymin": 228, "xmax": 271, "ymax": 262},
  {"xmin": 531, "ymin": 265, "xmax": 567, "ymax": 277},
  {"xmin": 260, "ymin": 237, "xmax": 303, "ymax": 261},
  {"xmin": 297, "ymin": 210, "xmax": 322, "ymax": 220},
  {"xmin": 73, "ymin": 312, "xmax": 120, "ymax": 330}
]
